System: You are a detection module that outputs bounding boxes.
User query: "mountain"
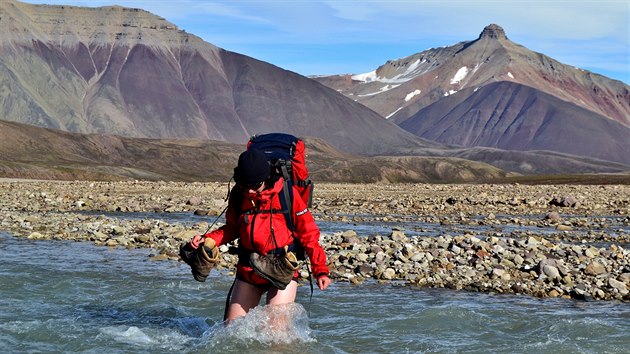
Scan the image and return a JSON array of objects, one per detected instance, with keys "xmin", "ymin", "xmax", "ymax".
[
  {"xmin": 0, "ymin": 0, "xmax": 430, "ymax": 155},
  {"xmin": 313, "ymin": 24, "xmax": 630, "ymax": 164},
  {"xmin": 399, "ymin": 81, "xmax": 630, "ymax": 165},
  {"xmin": 0, "ymin": 120, "xmax": 514, "ymax": 183},
  {"xmin": 3, "ymin": 119, "xmax": 627, "ymax": 182},
  {"xmin": 0, "ymin": 2, "xmax": 627, "ymax": 179}
]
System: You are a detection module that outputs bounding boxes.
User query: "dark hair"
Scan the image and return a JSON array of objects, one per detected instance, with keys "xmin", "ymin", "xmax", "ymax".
[{"xmin": 234, "ymin": 149, "xmax": 271, "ymax": 186}]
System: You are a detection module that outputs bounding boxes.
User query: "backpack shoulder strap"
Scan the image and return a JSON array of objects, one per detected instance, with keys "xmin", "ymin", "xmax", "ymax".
[
  {"xmin": 228, "ymin": 185, "xmax": 244, "ymax": 219},
  {"xmin": 278, "ymin": 179, "xmax": 307, "ymax": 262},
  {"xmin": 278, "ymin": 179, "xmax": 294, "ymax": 232}
]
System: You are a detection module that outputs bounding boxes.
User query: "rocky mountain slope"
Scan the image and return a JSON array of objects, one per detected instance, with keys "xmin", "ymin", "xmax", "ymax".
[
  {"xmin": 0, "ymin": 0, "xmax": 429, "ymax": 155},
  {"xmin": 313, "ymin": 24, "xmax": 630, "ymax": 164}
]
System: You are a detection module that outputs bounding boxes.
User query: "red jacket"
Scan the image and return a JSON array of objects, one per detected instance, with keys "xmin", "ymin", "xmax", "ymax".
[{"xmin": 204, "ymin": 178, "xmax": 329, "ymax": 277}]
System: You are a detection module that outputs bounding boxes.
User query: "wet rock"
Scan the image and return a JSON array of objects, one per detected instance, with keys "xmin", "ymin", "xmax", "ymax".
[
  {"xmin": 150, "ymin": 254, "xmax": 169, "ymax": 261},
  {"xmin": 492, "ymin": 268, "xmax": 506, "ymax": 278},
  {"xmin": 548, "ymin": 289, "xmax": 561, "ymax": 298},
  {"xmin": 356, "ymin": 252, "xmax": 369, "ymax": 262},
  {"xmin": 91, "ymin": 231, "xmax": 108, "ymax": 241},
  {"xmin": 105, "ymin": 239, "xmax": 118, "ymax": 247},
  {"xmin": 174, "ymin": 230, "xmax": 197, "ymax": 241}
]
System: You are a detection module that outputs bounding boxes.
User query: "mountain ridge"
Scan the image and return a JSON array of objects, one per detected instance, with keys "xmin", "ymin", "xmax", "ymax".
[
  {"xmin": 0, "ymin": 0, "xmax": 431, "ymax": 155},
  {"xmin": 312, "ymin": 24, "xmax": 630, "ymax": 165},
  {"xmin": 398, "ymin": 81, "xmax": 630, "ymax": 165},
  {"xmin": 0, "ymin": 2, "xmax": 627, "ymax": 180}
]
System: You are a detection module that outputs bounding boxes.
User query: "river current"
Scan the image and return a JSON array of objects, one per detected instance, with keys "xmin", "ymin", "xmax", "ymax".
[{"xmin": 1, "ymin": 219, "xmax": 630, "ymax": 353}]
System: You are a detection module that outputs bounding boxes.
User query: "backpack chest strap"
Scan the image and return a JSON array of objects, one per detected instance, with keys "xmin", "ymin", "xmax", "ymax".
[{"xmin": 242, "ymin": 208, "xmax": 289, "ymax": 224}]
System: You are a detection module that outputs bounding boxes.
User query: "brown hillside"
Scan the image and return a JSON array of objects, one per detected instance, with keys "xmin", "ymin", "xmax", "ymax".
[
  {"xmin": 398, "ymin": 81, "xmax": 630, "ymax": 165},
  {"xmin": 0, "ymin": 120, "xmax": 511, "ymax": 183}
]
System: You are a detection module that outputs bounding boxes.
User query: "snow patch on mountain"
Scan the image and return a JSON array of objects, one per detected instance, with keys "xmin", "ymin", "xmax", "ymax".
[
  {"xmin": 444, "ymin": 90, "xmax": 458, "ymax": 96},
  {"xmin": 352, "ymin": 58, "xmax": 433, "ymax": 85},
  {"xmin": 386, "ymin": 107, "xmax": 403, "ymax": 119},
  {"xmin": 352, "ymin": 70, "xmax": 378, "ymax": 82},
  {"xmin": 450, "ymin": 66, "xmax": 469, "ymax": 84},
  {"xmin": 357, "ymin": 84, "xmax": 401, "ymax": 97},
  {"xmin": 405, "ymin": 89, "xmax": 422, "ymax": 102}
]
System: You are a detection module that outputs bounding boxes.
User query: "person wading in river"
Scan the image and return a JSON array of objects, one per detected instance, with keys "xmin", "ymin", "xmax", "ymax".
[{"xmin": 181, "ymin": 148, "xmax": 331, "ymax": 323}]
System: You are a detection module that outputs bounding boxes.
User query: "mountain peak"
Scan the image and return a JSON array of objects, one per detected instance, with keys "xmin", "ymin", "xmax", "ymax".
[{"xmin": 478, "ymin": 24, "xmax": 507, "ymax": 40}]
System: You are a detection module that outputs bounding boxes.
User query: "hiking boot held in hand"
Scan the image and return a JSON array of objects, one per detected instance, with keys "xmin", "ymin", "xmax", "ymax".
[
  {"xmin": 249, "ymin": 251, "xmax": 299, "ymax": 290},
  {"xmin": 187, "ymin": 238, "xmax": 220, "ymax": 282},
  {"xmin": 179, "ymin": 242, "xmax": 195, "ymax": 265}
]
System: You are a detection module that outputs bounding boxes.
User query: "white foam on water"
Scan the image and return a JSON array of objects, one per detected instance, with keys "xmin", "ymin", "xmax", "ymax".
[
  {"xmin": 0, "ymin": 320, "xmax": 41, "ymax": 334},
  {"xmin": 208, "ymin": 303, "xmax": 315, "ymax": 347},
  {"xmin": 98, "ymin": 325, "xmax": 193, "ymax": 350},
  {"xmin": 101, "ymin": 326, "xmax": 154, "ymax": 345}
]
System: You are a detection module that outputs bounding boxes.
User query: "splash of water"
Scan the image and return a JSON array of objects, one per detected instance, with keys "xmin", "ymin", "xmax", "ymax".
[
  {"xmin": 207, "ymin": 303, "xmax": 315, "ymax": 349},
  {"xmin": 98, "ymin": 325, "xmax": 194, "ymax": 350}
]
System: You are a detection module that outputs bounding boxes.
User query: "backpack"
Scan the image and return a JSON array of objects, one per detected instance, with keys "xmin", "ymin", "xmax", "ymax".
[
  {"xmin": 228, "ymin": 133, "xmax": 315, "ymax": 301},
  {"xmin": 245, "ymin": 133, "xmax": 314, "ymax": 231}
]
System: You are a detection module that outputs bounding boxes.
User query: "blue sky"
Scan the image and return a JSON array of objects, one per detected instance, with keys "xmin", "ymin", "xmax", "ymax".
[{"xmin": 22, "ymin": 0, "xmax": 629, "ymax": 84}]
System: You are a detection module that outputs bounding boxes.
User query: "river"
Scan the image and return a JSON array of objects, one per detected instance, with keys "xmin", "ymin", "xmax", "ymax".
[{"xmin": 1, "ymin": 226, "xmax": 629, "ymax": 353}]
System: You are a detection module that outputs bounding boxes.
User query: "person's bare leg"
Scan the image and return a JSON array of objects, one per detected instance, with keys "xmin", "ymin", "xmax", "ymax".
[
  {"xmin": 265, "ymin": 280, "xmax": 298, "ymax": 331},
  {"xmin": 225, "ymin": 279, "xmax": 264, "ymax": 324},
  {"xmin": 266, "ymin": 280, "xmax": 298, "ymax": 305}
]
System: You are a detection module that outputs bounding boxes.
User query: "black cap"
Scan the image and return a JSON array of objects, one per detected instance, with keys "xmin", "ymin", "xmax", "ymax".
[{"xmin": 235, "ymin": 149, "xmax": 270, "ymax": 186}]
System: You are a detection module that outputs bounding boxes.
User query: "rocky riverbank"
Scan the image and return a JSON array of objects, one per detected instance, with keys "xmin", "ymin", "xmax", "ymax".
[{"xmin": 1, "ymin": 180, "xmax": 628, "ymax": 301}]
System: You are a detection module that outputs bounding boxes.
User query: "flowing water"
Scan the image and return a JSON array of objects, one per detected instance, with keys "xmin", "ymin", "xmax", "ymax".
[{"xmin": 2, "ymin": 222, "xmax": 630, "ymax": 353}]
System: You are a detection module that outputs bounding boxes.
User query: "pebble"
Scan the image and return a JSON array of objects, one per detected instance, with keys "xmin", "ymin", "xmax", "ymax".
[{"xmin": 0, "ymin": 180, "xmax": 628, "ymax": 302}]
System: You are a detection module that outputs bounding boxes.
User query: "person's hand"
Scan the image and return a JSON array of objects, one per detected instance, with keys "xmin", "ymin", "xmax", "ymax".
[
  {"xmin": 189, "ymin": 235, "xmax": 204, "ymax": 249},
  {"xmin": 317, "ymin": 274, "xmax": 331, "ymax": 290}
]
